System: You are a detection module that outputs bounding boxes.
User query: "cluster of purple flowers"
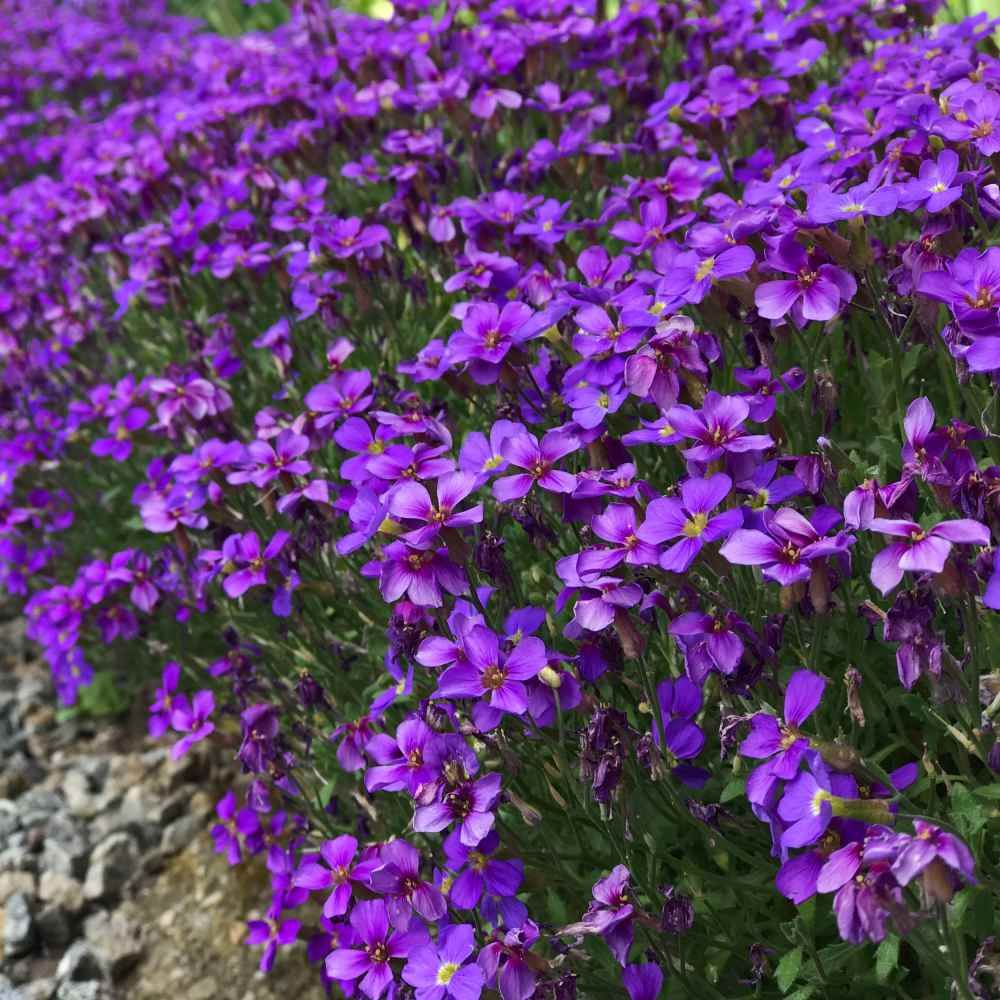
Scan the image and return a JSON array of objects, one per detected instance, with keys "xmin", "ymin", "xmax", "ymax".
[{"xmin": 1, "ymin": 0, "xmax": 999, "ymax": 996}]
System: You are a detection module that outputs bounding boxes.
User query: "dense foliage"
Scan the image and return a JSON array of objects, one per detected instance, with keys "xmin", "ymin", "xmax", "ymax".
[{"xmin": 2, "ymin": 0, "xmax": 1000, "ymax": 995}]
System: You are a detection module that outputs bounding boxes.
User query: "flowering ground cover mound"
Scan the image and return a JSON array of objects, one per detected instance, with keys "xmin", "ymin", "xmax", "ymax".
[{"xmin": 2, "ymin": 0, "xmax": 1000, "ymax": 996}]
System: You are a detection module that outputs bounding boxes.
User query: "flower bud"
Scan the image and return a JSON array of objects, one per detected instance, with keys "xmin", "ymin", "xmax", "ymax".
[
  {"xmin": 660, "ymin": 885, "xmax": 694, "ymax": 935},
  {"xmin": 539, "ymin": 665, "xmax": 563, "ymax": 689}
]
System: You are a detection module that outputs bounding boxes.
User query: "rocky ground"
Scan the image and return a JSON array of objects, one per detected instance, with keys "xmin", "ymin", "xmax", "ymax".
[{"xmin": 0, "ymin": 620, "xmax": 325, "ymax": 1000}]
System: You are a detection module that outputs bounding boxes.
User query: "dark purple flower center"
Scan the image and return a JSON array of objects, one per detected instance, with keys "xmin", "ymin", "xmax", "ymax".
[
  {"xmin": 367, "ymin": 941, "xmax": 389, "ymax": 963},
  {"xmin": 482, "ymin": 664, "xmax": 507, "ymax": 689}
]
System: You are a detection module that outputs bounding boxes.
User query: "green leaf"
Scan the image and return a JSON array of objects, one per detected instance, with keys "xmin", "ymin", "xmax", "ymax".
[
  {"xmin": 952, "ymin": 784, "xmax": 988, "ymax": 839},
  {"xmin": 875, "ymin": 935, "xmax": 899, "ymax": 983},
  {"xmin": 720, "ymin": 777, "xmax": 745, "ymax": 803},
  {"xmin": 776, "ymin": 946, "xmax": 803, "ymax": 993},
  {"xmin": 971, "ymin": 783, "xmax": 1000, "ymax": 800}
]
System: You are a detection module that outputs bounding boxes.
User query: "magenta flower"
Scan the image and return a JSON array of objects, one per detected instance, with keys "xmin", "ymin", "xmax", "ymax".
[
  {"xmin": 246, "ymin": 907, "xmax": 301, "ymax": 974},
  {"xmin": 754, "ymin": 235, "xmax": 857, "ymax": 323},
  {"xmin": 324, "ymin": 899, "xmax": 428, "ymax": 999},
  {"xmin": 493, "ymin": 430, "xmax": 578, "ymax": 501},
  {"xmin": 657, "ymin": 244, "xmax": 755, "ymax": 304},
  {"xmin": 221, "ymin": 530, "xmax": 291, "ymax": 599},
  {"xmin": 623, "ymin": 963, "xmax": 664, "ymax": 1000},
  {"xmin": 148, "ymin": 660, "xmax": 180, "ymax": 739},
  {"xmin": 720, "ymin": 507, "xmax": 853, "ymax": 586},
  {"xmin": 402, "ymin": 923, "xmax": 484, "ymax": 1000},
  {"xmin": 169, "ymin": 689, "xmax": 215, "ymax": 759},
  {"xmin": 379, "ymin": 542, "xmax": 468, "ymax": 608},
  {"xmin": 901, "ymin": 149, "xmax": 963, "ymax": 213},
  {"xmin": 869, "ymin": 517, "xmax": 990, "ymax": 595},
  {"xmin": 637, "ymin": 474, "xmax": 742, "ymax": 573},
  {"xmin": 665, "ymin": 393, "xmax": 773, "ymax": 463},
  {"xmin": 447, "ymin": 301, "xmax": 533, "ymax": 385},
  {"xmin": 413, "ymin": 773, "xmax": 502, "ymax": 847},
  {"xmin": 305, "ymin": 370, "xmax": 374, "ymax": 428},
  {"xmin": 807, "ymin": 179, "xmax": 899, "ymax": 224},
  {"xmin": 388, "ymin": 472, "xmax": 484, "ymax": 547},
  {"xmin": 436, "ymin": 625, "xmax": 546, "ymax": 716},
  {"xmin": 292, "ymin": 834, "xmax": 382, "ymax": 918}
]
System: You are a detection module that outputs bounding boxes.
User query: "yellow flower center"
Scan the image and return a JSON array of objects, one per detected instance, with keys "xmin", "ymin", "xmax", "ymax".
[
  {"xmin": 437, "ymin": 962, "xmax": 461, "ymax": 985},
  {"xmin": 682, "ymin": 513, "xmax": 709, "ymax": 537}
]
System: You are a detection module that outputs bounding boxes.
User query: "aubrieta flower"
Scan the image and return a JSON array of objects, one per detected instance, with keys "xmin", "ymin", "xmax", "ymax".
[
  {"xmin": 292, "ymin": 834, "xmax": 383, "ymax": 918},
  {"xmin": 492, "ymin": 430, "xmax": 578, "ymax": 502},
  {"xmin": 637, "ymin": 474, "xmax": 743, "ymax": 573},
  {"xmin": 413, "ymin": 772, "xmax": 502, "ymax": 847},
  {"xmin": 219, "ymin": 530, "xmax": 291, "ymax": 600},
  {"xmin": 324, "ymin": 899, "xmax": 429, "ymax": 999},
  {"xmin": 246, "ymin": 906, "xmax": 301, "ymax": 974},
  {"xmin": 436, "ymin": 625, "xmax": 547, "ymax": 720},
  {"xmin": 623, "ymin": 962, "xmax": 664, "ymax": 1000},
  {"xmin": 741, "ymin": 669, "xmax": 826, "ymax": 790},
  {"xmin": 754, "ymin": 235, "xmax": 857, "ymax": 323},
  {"xmin": 868, "ymin": 516, "xmax": 990, "ymax": 595},
  {"xmin": 402, "ymin": 923, "xmax": 484, "ymax": 1000},
  {"xmin": 169, "ymin": 688, "xmax": 215, "ymax": 759},
  {"xmin": 721, "ymin": 507, "xmax": 853, "ymax": 586},
  {"xmin": 388, "ymin": 472, "xmax": 484, "ymax": 547},
  {"xmin": 562, "ymin": 865, "xmax": 635, "ymax": 965},
  {"xmin": 665, "ymin": 393, "xmax": 774, "ymax": 463}
]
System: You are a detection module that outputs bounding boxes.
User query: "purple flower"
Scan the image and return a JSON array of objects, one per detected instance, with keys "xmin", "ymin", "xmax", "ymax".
[
  {"xmin": 866, "ymin": 821, "xmax": 976, "ymax": 902},
  {"xmin": 370, "ymin": 839, "xmax": 447, "ymax": 929},
  {"xmin": 754, "ymin": 235, "xmax": 857, "ymax": 323},
  {"xmin": 246, "ymin": 907, "xmax": 301, "ymax": 973},
  {"xmin": 869, "ymin": 517, "xmax": 990, "ymax": 595},
  {"xmin": 493, "ymin": 430, "xmax": 578, "ymax": 501},
  {"xmin": 623, "ymin": 963, "xmax": 664, "ymax": 1000},
  {"xmin": 777, "ymin": 762, "xmax": 835, "ymax": 848},
  {"xmin": 220, "ymin": 530, "xmax": 291, "ymax": 600},
  {"xmin": 388, "ymin": 473, "xmax": 484, "ymax": 547},
  {"xmin": 657, "ymin": 245, "xmax": 755, "ymax": 304},
  {"xmin": 562, "ymin": 865, "xmax": 634, "ymax": 965},
  {"xmin": 720, "ymin": 507, "xmax": 853, "ymax": 586},
  {"xmin": 637, "ymin": 474, "xmax": 743, "ymax": 573},
  {"xmin": 402, "ymin": 923, "xmax": 484, "ymax": 1000},
  {"xmin": 901, "ymin": 149, "xmax": 963, "ymax": 213},
  {"xmin": 292, "ymin": 835, "xmax": 382, "ymax": 918},
  {"xmin": 436, "ymin": 625, "xmax": 546, "ymax": 718},
  {"xmin": 918, "ymin": 246, "xmax": 1000, "ymax": 340},
  {"xmin": 665, "ymin": 393, "xmax": 774, "ymax": 463},
  {"xmin": 577, "ymin": 504, "xmax": 660, "ymax": 577},
  {"xmin": 364, "ymin": 718, "xmax": 437, "ymax": 795},
  {"xmin": 305, "ymin": 370, "xmax": 374, "ymax": 428},
  {"xmin": 733, "ymin": 366, "xmax": 806, "ymax": 422},
  {"xmin": 443, "ymin": 829, "xmax": 524, "ymax": 918},
  {"xmin": 379, "ymin": 542, "xmax": 468, "ymax": 608},
  {"xmin": 149, "ymin": 661, "xmax": 180, "ymax": 739},
  {"xmin": 324, "ymin": 899, "xmax": 428, "ymax": 999},
  {"xmin": 447, "ymin": 301, "xmax": 533, "ymax": 385},
  {"xmin": 169, "ymin": 689, "xmax": 215, "ymax": 759},
  {"xmin": 807, "ymin": 179, "xmax": 899, "ymax": 224},
  {"xmin": 413, "ymin": 772, "xmax": 502, "ymax": 847},
  {"xmin": 669, "ymin": 610, "xmax": 745, "ymax": 680},
  {"xmin": 211, "ymin": 790, "xmax": 260, "ymax": 866},
  {"xmin": 741, "ymin": 669, "xmax": 826, "ymax": 786},
  {"xmin": 478, "ymin": 922, "xmax": 540, "ymax": 1000},
  {"xmin": 653, "ymin": 676, "xmax": 707, "ymax": 786}
]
